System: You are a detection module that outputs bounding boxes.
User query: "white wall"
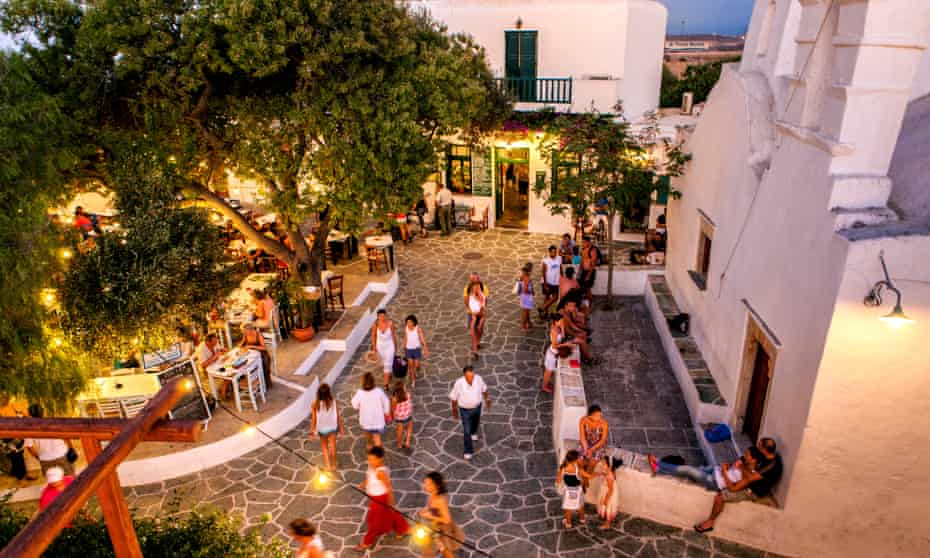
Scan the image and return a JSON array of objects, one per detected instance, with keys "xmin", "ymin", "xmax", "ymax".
[
  {"xmin": 407, "ymin": 0, "xmax": 666, "ymax": 119},
  {"xmin": 740, "ymin": 0, "xmax": 802, "ymax": 113},
  {"xmin": 785, "ymin": 235, "xmax": 930, "ymax": 558},
  {"xmin": 666, "ymin": 63, "xmax": 850, "ymax": 505}
]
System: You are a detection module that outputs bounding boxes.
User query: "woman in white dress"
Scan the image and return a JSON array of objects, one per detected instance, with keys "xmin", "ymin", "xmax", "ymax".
[{"xmin": 370, "ymin": 309, "xmax": 397, "ymax": 389}]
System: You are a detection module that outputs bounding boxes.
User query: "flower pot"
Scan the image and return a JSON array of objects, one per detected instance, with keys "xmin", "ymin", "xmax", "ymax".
[{"xmin": 292, "ymin": 326, "xmax": 315, "ymax": 342}]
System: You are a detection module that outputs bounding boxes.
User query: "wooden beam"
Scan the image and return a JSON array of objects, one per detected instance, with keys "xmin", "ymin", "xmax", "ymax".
[
  {"xmin": 81, "ymin": 438, "xmax": 142, "ymax": 558},
  {"xmin": 0, "ymin": 417, "xmax": 202, "ymax": 443},
  {"xmin": 0, "ymin": 380, "xmax": 189, "ymax": 558}
]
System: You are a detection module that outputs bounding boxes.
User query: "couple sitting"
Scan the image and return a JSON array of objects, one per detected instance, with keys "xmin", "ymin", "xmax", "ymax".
[{"xmin": 648, "ymin": 437, "xmax": 783, "ymax": 534}]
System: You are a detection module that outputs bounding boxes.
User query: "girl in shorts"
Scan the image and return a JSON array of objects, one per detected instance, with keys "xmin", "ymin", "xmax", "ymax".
[
  {"xmin": 403, "ymin": 315, "xmax": 429, "ymax": 387},
  {"xmin": 517, "ymin": 263, "xmax": 535, "ymax": 332},
  {"xmin": 390, "ymin": 381, "xmax": 413, "ymax": 449},
  {"xmin": 309, "ymin": 383, "xmax": 343, "ymax": 472}
]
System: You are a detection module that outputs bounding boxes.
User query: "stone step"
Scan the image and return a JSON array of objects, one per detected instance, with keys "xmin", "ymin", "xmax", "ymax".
[
  {"xmin": 310, "ymin": 349, "xmax": 344, "ymax": 383},
  {"xmin": 361, "ymin": 291, "xmax": 386, "ymax": 311}
]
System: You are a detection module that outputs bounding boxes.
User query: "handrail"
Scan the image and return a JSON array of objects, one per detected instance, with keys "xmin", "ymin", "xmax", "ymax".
[{"xmin": 494, "ymin": 77, "xmax": 573, "ymax": 104}]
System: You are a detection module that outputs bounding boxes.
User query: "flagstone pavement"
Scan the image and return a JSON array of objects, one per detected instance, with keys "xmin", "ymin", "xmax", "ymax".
[{"xmin": 125, "ymin": 229, "xmax": 782, "ymax": 558}]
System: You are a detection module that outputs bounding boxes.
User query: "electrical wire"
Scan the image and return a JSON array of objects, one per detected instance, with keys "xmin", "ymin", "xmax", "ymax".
[{"xmin": 194, "ymin": 384, "xmax": 494, "ymax": 557}]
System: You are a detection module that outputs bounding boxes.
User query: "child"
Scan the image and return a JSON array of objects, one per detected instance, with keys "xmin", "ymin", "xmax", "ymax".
[
  {"xmin": 403, "ymin": 315, "xmax": 429, "ymax": 387},
  {"xmin": 309, "ymin": 383, "xmax": 343, "ymax": 472},
  {"xmin": 517, "ymin": 263, "xmax": 534, "ymax": 332},
  {"xmin": 595, "ymin": 454, "xmax": 623, "ymax": 529},
  {"xmin": 391, "ymin": 381, "xmax": 413, "ymax": 449},
  {"xmin": 557, "ymin": 450, "xmax": 592, "ymax": 528}
]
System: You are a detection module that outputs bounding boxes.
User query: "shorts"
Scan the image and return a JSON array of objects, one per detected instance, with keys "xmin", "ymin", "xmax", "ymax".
[
  {"xmin": 363, "ymin": 427, "xmax": 385, "ymax": 434},
  {"xmin": 405, "ymin": 347, "xmax": 422, "ymax": 360},
  {"xmin": 394, "ymin": 416, "xmax": 412, "ymax": 425},
  {"xmin": 519, "ymin": 293, "xmax": 535, "ymax": 310},
  {"xmin": 317, "ymin": 428, "xmax": 337, "ymax": 436},
  {"xmin": 722, "ymin": 489, "xmax": 758, "ymax": 503},
  {"xmin": 543, "ymin": 283, "xmax": 559, "ymax": 297},
  {"xmin": 580, "ymin": 269, "xmax": 597, "ymax": 290},
  {"xmin": 467, "ymin": 314, "xmax": 484, "ymax": 330},
  {"xmin": 544, "ymin": 350, "xmax": 558, "ymax": 371}
]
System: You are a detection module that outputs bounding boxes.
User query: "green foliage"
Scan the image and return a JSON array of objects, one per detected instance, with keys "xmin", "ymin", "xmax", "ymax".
[
  {"xmin": 659, "ymin": 58, "xmax": 740, "ymax": 108},
  {"xmin": 0, "ymin": 51, "xmax": 91, "ymax": 412},
  {"xmin": 59, "ymin": 151, "xmax": 228, "ymax": 363},
  {"xmin": 0, "ymin": 505, "xmax": 289, "ymax": 558}
]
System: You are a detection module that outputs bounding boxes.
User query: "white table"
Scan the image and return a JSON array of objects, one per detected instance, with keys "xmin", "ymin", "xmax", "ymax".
[
  {"xmin": 365, "ymin": 235, "xmax": 395, "ymax": 270},
  {"xmin": 75, "ymin": 374, "xmax": 162, "ymax": 417},
  {"xmin": 206, "ymin": 349, "xmax": 265, "ymax": 413}
]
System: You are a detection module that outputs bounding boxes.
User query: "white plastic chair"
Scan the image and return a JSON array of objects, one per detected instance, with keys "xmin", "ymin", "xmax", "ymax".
[
  {"xmin": 260, "ymin": 327, "xmax": 279, "ymax": 378},
  {"xmin": 244, "ymin": 361, "xmax": 266, "ymax": 411},
  {"xmin": 96, "ymin": 398, "xmax": 124, "ymax": 418},
  {"xmin": 120, "ymin": 398, "xmax": 149, "ymax": 418}
]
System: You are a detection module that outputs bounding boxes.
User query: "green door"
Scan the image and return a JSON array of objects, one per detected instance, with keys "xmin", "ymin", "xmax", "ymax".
[{"xmin": 504, "ymin": 30, "xmax": 537, "ymax": 102}]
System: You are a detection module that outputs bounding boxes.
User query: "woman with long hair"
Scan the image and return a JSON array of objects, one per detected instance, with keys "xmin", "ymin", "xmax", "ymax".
[
  {"xmin": 466, "ymin": 281, "xmax": 486, "ymax": 357},
  {"xmin": 517, "ymin": 263, "xmax": 535, "ymax": 332},
  {"xmin": 557, "ymin": 450, "xmax": 592, "ymax": 528},
  {"xmin": 418, "ymin": 471, "xmax": 464, "ymax": 558},
  {"xmin": 403, "ymin": 314, "xmax": 429, "ymax": 387},
  {"xmin": 578, "ymin": 405, "xmax": 610, "ymax": 483},
  {"xmin": 309, "ymin": 383, "xmax": 343, "ymax": 472},
  {"xmin": 391, "ymin": 381, "xmax": 414, "ymax": 450}
]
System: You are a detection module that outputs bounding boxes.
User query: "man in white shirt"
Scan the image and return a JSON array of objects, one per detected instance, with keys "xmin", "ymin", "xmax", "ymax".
[
  {"xmin": 436, "ymin": 183, "xmax": 453, "ymax": 236},
  {"xmin": 541, "ymin": 245, "xmax": 563, "ymax": 316},
  {"xmin": 449, "ymin": 365, "xmax": 491, "ymax": 460}
]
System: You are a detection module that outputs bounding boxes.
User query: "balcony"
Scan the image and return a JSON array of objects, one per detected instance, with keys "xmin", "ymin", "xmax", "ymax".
[{"xmin": 494, "ymin": 77, "xmax": 573, "ymax": 104}]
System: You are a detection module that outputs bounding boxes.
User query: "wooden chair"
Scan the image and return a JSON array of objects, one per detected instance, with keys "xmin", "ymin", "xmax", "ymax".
[
  {"xmin": 468, "ymin": 205, "xmax": 489, "ymax": 231},
  {"xmin": 244, "ymin": 362, "xmax": 267, "ymax": 412},
  {"xmin": 120, "ymin": 398, "xmax": 149, "ymax": 419},
  {"xmin": 325, "ymin": 274, "xmax": 345, "ymax": 311},
  {"xmin": 366, "ymin": 245, "xmax": 390, "ymax": 273},
  {"xmin": 260, "ymin": 329, "xmax": 279, "ymax": 378},
  {"xmin": 594, "ymin": 219, "xmax": 607, "ymax": 243}
]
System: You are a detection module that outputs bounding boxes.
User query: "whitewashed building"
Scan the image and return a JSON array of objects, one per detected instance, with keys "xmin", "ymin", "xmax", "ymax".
[
  {"xmin": 657, "ymin": 0, "xmax": 930, "ymax": 555},
  {"xmin": 409, "ymin": 0, "xmax": 668, "ymax": 232}
]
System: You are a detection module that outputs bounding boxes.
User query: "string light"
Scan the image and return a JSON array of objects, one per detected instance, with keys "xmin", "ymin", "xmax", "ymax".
[
  {"xmin": 52, "ymin": 337, "xmax": 63, "ymax": 347},
  {"xmin": 61, "ymin": 248, "xmax": 72, "ymax": 259}
]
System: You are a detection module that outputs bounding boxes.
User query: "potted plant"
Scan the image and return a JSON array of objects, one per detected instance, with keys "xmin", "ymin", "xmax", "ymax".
[{"xmin": 284, "ymin": 278, "xmax": 317, "ymax": 342}]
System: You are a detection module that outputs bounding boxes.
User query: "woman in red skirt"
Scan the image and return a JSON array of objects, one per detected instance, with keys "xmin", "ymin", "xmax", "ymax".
[{"xmin": 353, "ymin": 446, "xmax": 409, "ymax": 551}]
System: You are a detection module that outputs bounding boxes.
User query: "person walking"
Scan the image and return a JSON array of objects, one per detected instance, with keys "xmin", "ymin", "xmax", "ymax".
[
  {"xmin": 390, "ymin": 381, "xmax": 414, "ymax": 450},
  {"xmin": 354, "ymin": 446, "xmax": 409, "ymax": 552},
  {"xmin": 436, "ymin": 183, "xmax": 453, "ymax": 236},
  {"xmin": 466, "ymin": 281, "xmax": 487, "ymax": 357},
  {"xmin": 449, "ymin": 365, "xmax": 491, "ymax": 460},
  {"xmin": 370, "ymin": 309, "xmax": 397, "ymax": 390},
  {"xmin": 289, "ymin": 518, "xmax": 328, "ymax": 558},
  {"xmin": 517, "ymin": 263, "xmax": 535, "ymax": 332},
  {"xmin": 419, "ymin": 471, "xmax": 464, "ymax": 558},
  {"xmin": 403, "ymin": 315, "xmax": 429, "ymax": 387},
  {"xmin": 351, "ymin": 373, "xmax": 391, "ymax": 449},
  {"xmin": 309, "ymin": 383, "xmax": 343, "ymax": 472},
  {"xmin": 541, "ymin": 245, "xmax": 563, "ymax": 317}
]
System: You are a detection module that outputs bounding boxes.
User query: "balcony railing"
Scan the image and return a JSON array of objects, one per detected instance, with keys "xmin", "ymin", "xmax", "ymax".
[{"xmin": 494, "ymin": 77, "xmax": 573, "ymax": 104}]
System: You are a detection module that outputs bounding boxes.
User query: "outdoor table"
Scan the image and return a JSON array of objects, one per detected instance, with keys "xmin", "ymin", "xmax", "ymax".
[
  {"xmin": 206, "ymin": 349, "xmax": 265, "ymax": 413},
  {"xmin": 365, "ymin": 235, "xmax": 395, "ymax": 270},
  {"xmin": 254, "ymin": 213, "xmax": 277, "ymax": 226},
  {"xmin": 327, "ymin": 230, "xmax": 357, "ymax": 264},
  {"xmin": 75, "ymin": 374, "xmax": 162, "ymax": 417}
]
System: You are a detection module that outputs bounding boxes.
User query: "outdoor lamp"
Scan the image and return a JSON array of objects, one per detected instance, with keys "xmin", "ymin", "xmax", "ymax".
[
  {"xmin": 863, "ymin": 252, "xmax": 915, "ymax": 328},
  {"xmin": 413, "ymin": 525, "xmax": 430, "ymax": 544}
]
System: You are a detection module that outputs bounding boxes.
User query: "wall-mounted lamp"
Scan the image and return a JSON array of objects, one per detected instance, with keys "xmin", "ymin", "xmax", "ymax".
[
  {"xmin": 863, "ymin": 251, "xmax": 915, "ymax": 328},
  {"xmin": 515, "ymin": 17, "xmax": 523, "ymax": 29}
]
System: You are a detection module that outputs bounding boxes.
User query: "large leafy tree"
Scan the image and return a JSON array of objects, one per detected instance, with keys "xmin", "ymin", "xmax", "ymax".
[
  {"xmin": 535, "ymin": 110, "xmax": 690, "ymax": 305},
  {"xmin": 2, "ymin": 0, "xmax": 510, "ymax": 286}
]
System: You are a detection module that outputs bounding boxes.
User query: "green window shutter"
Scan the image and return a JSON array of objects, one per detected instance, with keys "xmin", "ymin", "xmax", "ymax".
[
  {"xmin": 519, "ymin": 31, "xmax": 537, "ymax": 80},
  {"xmin": 656, "ymin": 175, "xmax": 670, "ymax": 205},
  {"xmin": 505, "ymin": 31, "xmax": 520, "ymax": 79}
]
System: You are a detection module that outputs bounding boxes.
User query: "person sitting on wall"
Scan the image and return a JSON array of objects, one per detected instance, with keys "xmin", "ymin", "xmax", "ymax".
[
  {"xmin": 648, "ymin": 446, "xmax": 760, "ymax": 493},
  {"xmin": 559, "ymin": 233, "xmax": 576, "ymax": 259},
  {"xmin": 654, "ymin": 437, "xmax": 782, "ymax": 534}
]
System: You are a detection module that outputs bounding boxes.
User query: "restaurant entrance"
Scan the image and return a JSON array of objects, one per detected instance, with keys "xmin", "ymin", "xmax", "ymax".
[{"xmin": 495, "ymin": 148, "xmax": 530, "ymax": 229}]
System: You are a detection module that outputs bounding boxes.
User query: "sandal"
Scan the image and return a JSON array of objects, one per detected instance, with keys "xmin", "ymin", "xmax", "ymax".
[
  {"xmin": 562, "ymin": 519, "xmax": 572, "ymax": 529},
  {"xmin": 352, "ymin": 544, "xmax": 371, "ymax": 552},
  {"xmin": 694, "ymin": 523, "xmax": 714, "ymax": 534}
]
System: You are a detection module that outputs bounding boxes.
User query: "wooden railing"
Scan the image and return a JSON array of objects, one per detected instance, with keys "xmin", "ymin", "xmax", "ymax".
[
  {"xmin": 0, "ymin": 380, "xmax": 201, "ymax": 558},
  {"xmin": 494, "ymin": 77, "xmax": 573, "ymax": 104}
]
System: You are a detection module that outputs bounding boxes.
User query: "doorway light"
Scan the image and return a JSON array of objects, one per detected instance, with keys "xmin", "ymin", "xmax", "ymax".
[{"xmin": 863, "ymin": 252, "xmax": 915, "ymax": 328}]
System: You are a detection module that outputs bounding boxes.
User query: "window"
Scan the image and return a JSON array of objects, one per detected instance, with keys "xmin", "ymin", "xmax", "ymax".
[
  {"xmin": 446, "ymin": 145, "xmax": 472, "ymax": 194},
  {"xmin": 690, "ymin": 211, "xmax": 714, "ymax": 290},
  {"xmin": 551, "ymin": 151, "xmax": 581, "ymax": 194},
  {"xmin": 505, "ymin": 30, "xmax": 538, "ymax": 102}
]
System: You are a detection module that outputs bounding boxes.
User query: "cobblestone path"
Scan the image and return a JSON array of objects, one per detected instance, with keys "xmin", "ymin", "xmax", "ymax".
[{"xmin": 125, "ymin": 230, "xmax": 780, "ymax": 558}]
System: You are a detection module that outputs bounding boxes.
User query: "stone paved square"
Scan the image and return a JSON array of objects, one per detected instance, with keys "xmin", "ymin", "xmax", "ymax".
[{"xmin": 124, "ymin": 230, "xmax": 777, "ymax": 557}]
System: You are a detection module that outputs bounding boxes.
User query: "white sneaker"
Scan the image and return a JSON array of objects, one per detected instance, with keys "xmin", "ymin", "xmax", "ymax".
[
  {"xmin": 471, "ymin": 434, "xmax": 478, "ymax": 441},
  {"xmin": 463, "ymin": 453, "xmax": 472, "ymax": 460}
]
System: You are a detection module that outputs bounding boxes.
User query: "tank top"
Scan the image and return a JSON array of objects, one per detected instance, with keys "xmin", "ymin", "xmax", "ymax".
[
  {"xmin": 549, "ymin": 325, "xmax": 565, "ymax": 354},
  {"xmin": 295, "ymin": 536, "xmax": 324, "ymax": 558},
  {"xmin": 316, "ymin": 400, "xmax": 338, "ymax": 432},
  {"xmin": 366, "ymin": 465, "xmax": 390, "ymax": 496},
  {"xmin": 469, "ymin": 295, "xmax": 483, "ymax": 314},
  {"xmin": 377, "ymin": 324, "xmax": 394, "ymax": 350},
  {"xmin": 563, "ymin": 463, "xmax": 582, "ymax": 487},
  {"xmin": 405, "ymin": 326, "xmax": 421, "ymax": 349},
  {"xmin": 393, "ymin": 396, "xmax": 412, "ymax": 421}
]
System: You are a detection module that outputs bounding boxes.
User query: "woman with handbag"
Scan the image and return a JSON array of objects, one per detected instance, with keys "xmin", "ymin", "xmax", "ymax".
[{"xmin": 370, "ymin": 309, "xmax": 397, "ymax": 390}]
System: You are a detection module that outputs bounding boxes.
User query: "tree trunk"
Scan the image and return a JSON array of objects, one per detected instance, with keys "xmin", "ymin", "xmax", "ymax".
[{"xmin": 604, "ymin": 209, "xmax": 616, "ymax": 310}]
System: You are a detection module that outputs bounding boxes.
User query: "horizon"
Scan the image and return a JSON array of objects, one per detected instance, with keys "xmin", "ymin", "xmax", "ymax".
[{"xmin": 660, "ymin": 0, "xmax": 755, "ymax": 37}]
